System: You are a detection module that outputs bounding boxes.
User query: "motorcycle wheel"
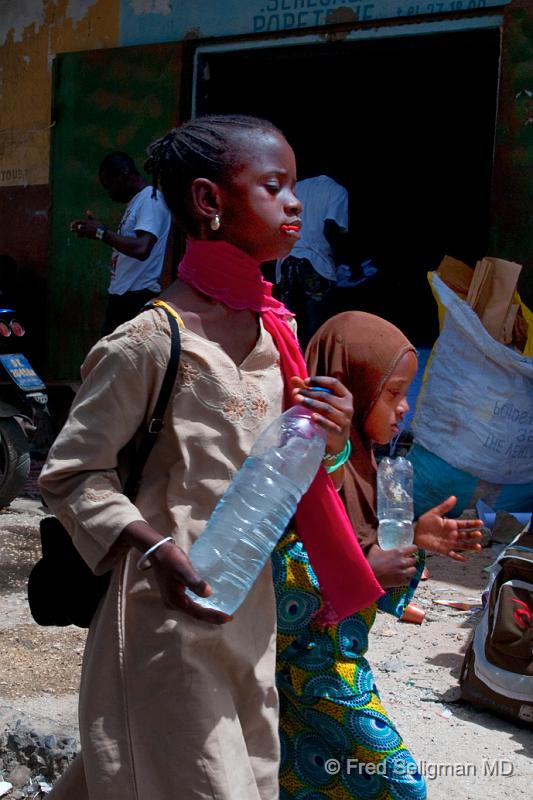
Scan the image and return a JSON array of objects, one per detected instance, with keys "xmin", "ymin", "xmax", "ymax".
[{"xmin": 0, "ymin": 418, "xmax": 31, "ymax": 509}]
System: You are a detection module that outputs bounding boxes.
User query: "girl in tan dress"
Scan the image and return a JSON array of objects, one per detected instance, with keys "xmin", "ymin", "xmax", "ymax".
[{"xmin": 39, "ymin": 115, "xmax": 382, "ymax": 800}]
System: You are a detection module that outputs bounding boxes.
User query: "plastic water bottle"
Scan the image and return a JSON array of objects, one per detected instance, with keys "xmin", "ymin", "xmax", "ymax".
[
  {"xmin": 186, "ymin": 404, "xmax": 328, "ymax": 614},
  {"xmin": 377, "ymin": 456, "xmax": 415, "ymax": 550}
]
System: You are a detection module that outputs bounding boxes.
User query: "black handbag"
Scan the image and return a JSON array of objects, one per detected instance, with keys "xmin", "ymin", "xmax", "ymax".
[{"xmin": 27, "ymin": 305, "xmax": 181, "ymax": 628}]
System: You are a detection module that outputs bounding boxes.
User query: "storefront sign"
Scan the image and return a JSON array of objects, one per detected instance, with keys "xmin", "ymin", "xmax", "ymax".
[{"xmin": 121, "ymin": 0, "xmax": 509, "ymax": 45}]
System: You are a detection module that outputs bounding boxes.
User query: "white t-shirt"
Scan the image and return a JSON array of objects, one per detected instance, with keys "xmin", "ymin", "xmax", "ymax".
[
  {"xmin": 276, "ymin": 175, "xmax": 349, "ymax": 282},
  {"xmin": 108, "ymin": 186, "xmax": 171, "ymax": 296}
]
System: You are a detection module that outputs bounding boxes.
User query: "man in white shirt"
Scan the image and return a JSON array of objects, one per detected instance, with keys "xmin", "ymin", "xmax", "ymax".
[
  {"xmin": 70, "ymin": 152, "xmax": 172, "ymax": 334},
  {"xmin": 276, "ymin": 174, "xmax": 349, "ymax": 348}
]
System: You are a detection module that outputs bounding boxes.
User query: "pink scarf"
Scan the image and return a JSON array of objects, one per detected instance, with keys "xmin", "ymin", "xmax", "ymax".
[{"xmin": 179, "ymin": 240, "xmax": 383, "ymax": 621}]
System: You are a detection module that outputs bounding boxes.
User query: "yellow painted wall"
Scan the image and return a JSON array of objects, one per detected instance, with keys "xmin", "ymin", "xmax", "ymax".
[{"xmin": 0, "ymin": 0, "xmax": 119, "ymax": 188}]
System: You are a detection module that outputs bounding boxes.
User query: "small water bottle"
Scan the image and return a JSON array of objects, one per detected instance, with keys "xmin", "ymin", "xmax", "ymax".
[
  {"xmin": 377, "ymin": 456, "xmax": 415, "ymax": 550},
  {"xmin": 186, "ymin": 403, "xmax": 327, "ymax": 614}
]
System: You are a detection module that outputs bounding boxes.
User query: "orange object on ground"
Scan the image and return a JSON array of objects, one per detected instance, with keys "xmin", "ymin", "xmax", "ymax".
[{"xmin": 400, "ymin": 602, "xmax": 426, "ymax": 624}]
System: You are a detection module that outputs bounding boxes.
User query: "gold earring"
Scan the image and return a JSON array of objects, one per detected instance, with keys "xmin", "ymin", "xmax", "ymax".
[{"xmin": 210, "ymin": 213, "xmax": 221, "ymax": 232}]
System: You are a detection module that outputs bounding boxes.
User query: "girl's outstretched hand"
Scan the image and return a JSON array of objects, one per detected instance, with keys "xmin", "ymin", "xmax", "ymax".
[
  {"xmin": 414, "ymin": 495, "xmax": 483, "ymax": 562},
  {"xmin": 290, "ymin": 375, "xmax": 353, "ymax": 457}
]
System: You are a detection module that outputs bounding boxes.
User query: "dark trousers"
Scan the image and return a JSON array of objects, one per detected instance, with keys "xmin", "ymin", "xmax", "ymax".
[
  {"xmin": 102, "ymin": 289, "xmax": 159, "ymax": 336},
  {"xmin": 277, "ymin": 256, "xmax": 335, "ymax": 350}
]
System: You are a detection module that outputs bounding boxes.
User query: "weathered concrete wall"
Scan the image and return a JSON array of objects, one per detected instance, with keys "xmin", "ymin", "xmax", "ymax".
[
  {"xmin": 0, "ymin": 0, "xmax": 119, "ymax": 189},
  {"xmin": 0, "ymin": 1, "xmax": 119, "ymax": 369}
]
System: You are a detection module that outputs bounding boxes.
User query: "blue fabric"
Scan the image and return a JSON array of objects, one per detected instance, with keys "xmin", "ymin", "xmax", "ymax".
[{"xmin": 410, "ymin": 443, "xmax": 533, "ymax": 517}]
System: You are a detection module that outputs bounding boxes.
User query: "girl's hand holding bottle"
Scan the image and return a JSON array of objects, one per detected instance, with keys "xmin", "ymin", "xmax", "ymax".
[
  {"xmin": 413, "ymin": 495, "xmax": 483, "ymax": 562},
  {"xmin": 366, "ymin": 543, "xmax": 418, "ymax": 589},
  {"xmin": 290, "ymin": 375, "xmax": 353, "ymax": 458},
  {"xmin": 120, "ymin": 520, "xmax": 232, "ymax": 624}
]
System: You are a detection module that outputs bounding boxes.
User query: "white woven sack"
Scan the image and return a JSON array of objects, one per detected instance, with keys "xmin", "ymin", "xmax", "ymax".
[{"xmin": 412, "ymin": 274, "xmax": 533, "ymax": 484}]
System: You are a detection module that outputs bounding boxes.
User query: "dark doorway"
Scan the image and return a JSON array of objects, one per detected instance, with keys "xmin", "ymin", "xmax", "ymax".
[{"xmin": 195, "ymin": 26, "xmax": 500, "ymax": 345}]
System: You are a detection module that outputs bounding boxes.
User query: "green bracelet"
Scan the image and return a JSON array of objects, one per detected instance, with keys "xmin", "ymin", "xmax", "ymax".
[{"xmin": 324, "ymin": 440, "xmax": 352, "ymax": 473}]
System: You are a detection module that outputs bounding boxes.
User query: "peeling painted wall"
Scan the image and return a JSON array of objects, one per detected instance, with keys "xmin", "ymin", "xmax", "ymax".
[
  {"xmin": 0, "ymin": 0, "xmax": 119, "ymax": 188},
  {"xmin": 0, "ymin": 0, "xmax": 120, "ymax": 375}
]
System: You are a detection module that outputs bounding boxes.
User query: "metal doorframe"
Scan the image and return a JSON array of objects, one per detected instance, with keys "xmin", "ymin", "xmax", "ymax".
[{"xmin": 191, "ymin": 13, "xmax": 503, "ymax": 117}]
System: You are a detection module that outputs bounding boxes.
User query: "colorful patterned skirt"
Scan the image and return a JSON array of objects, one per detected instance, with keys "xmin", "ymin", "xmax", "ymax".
[{"xmin": 274, "ymin": 529, "xmax": 427, "ymax": 800}]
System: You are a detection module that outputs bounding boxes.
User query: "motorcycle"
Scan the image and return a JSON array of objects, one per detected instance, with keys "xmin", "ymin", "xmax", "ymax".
[{"xmin": 0, "ymin": 305, "xmax": 49, "ymax": 508}]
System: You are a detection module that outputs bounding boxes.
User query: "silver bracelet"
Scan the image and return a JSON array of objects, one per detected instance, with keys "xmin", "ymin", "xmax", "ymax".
[{"xmin": 136, "ymin": 536, "xmax": 174, "ymax": 572}]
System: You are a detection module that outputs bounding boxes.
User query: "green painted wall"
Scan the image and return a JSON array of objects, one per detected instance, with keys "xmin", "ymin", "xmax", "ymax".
[
  {"xmin": 490, "ymin": 1, "xmax": 533, "ymax": 308},
  {"xmin": 47, "ymin": 42, "xmax": 182, "ymax": 381}
]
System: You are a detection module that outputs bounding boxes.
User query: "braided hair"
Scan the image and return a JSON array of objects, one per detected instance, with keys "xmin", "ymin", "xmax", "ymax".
[{"xmin": 145, "ymin": 115, "xmax": 282, "ymax": 235}]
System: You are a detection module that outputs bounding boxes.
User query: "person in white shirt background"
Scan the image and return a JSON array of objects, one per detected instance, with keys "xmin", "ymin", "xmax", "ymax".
[
  {"xmin": 70, "ymin": 151, "xmax": 172, "ymax": 335},
  {"xmin": 276, "ymin": 174, "xmax": 350, "ymax": 348}
]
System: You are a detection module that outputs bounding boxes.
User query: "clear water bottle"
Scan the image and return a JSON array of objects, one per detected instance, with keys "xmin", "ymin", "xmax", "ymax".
[
  {"xmin": 186, "ymin": 404, "xmax": 327, "ymax": 614},
  {"xmin": 377, "ymin": 456, "xmax": 415, "ymax": 550}
]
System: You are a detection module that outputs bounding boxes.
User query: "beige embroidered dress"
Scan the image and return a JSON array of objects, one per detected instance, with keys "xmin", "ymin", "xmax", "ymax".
[{"xmin": 39, "ymin": 307, "xmax": 284, "ymax": 800}]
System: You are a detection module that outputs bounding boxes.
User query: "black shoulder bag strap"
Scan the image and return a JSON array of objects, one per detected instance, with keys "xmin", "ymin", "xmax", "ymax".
[
  {"xmin": 123, "ymin": 304, "xmax": 181, "ymax": 501},
  {"xmin": 28, "ymin": 304, "xmax": 182, "ymax": 628}
]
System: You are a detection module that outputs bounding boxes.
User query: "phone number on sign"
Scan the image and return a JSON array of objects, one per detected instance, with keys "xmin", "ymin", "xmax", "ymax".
[{"xmin": 398, "ymin": 0, "xmax": 486, "ymax": 14}]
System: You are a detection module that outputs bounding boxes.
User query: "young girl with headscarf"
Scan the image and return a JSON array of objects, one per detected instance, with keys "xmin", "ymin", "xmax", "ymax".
[{"xmin": 276, "ymin": 310, "xmax": 482, "ymax": 800}]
